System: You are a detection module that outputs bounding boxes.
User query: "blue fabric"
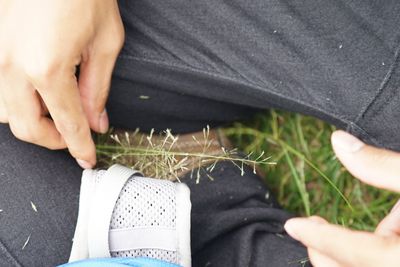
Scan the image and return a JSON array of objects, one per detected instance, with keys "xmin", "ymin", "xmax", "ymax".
[{"xmin": 58, "ymin": 257, "xmax": 181, "ymax": 267}]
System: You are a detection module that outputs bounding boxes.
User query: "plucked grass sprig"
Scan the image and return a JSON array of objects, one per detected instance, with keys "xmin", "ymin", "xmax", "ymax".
[{"xmin": 96, "ymin": 126, "xmax": 275, "ymax": 182}]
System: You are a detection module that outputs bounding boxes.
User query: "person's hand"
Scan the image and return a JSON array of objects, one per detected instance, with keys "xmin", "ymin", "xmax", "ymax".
[
  {"xmin": 284, "ymin": 130, "xmax": 400, "ymax": 267},
  {"xmin": 0, "ymin": 0, "xmax": 124, "ymax": 168}
]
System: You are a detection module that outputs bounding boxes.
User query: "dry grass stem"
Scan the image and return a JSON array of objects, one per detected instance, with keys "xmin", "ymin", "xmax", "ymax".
[
  {"xmin": 96, "ymin": 127, "xmax": 274, "ymax": 181},
  {"xmin": 22, "ymin": 234, "xmax": 31, "ymax": 250},
  {"xmin": 30, "ymin": 201, "xmax": 38, "ymax": 213}
]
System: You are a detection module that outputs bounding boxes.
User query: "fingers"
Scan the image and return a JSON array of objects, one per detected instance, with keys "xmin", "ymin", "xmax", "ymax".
[
  {"xmin": 331, "ymin": 130, "xmax": 400, "ymax": 192},
  {"xmin": 306, "ymin": 217, "xmax": 342, "ymax": 267},
  {"xmin": 78, "ymin": 55, "xmax": 112, "ymax": 134},
  {"xmin": 1, "ymin": 61, "xmax": 94, "ymax": 168},
  {"xmin": 34, "ymin": 71, "xmax": 96, "ymax": 168},
  {"xmin": 0, "ymin": 69, "xmax": 64, "ymax": 148},
  {"xmin": 308, "ymin": 248, "xmax": 341, "ymax": 267},
  {"xmin": 2, "ymin": 80, "xmax": 66, "ymax": 149},
  {"xmin": 78, "ymin": 21, "xmax": 124, "ymax": 134},
  {"xmin": 375, "ymin": 200, "xmax": 400, "ymax": 236},
  {"xmin": 284, "ymin": 217, "xmax": 387, "ymax": 267},
  {"xmin": 0, "ymin": 64, "xmax": 9, "ymax": 123},
  {"xmin": 0, "ymin": 94, "xmax": 7, "ymax": 123},
  {"xmin": 0, "ymin": 0, "xmax": 125, "ymax": 169}
]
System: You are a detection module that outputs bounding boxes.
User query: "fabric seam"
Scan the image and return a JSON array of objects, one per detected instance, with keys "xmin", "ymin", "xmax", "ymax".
[
  {"xmin": 354, "ymin": 40, "xmax": 400, "ymax": 124},
  {"xmin": 346, "ymin": 122, "xmax": 382, "ymax": 147}
]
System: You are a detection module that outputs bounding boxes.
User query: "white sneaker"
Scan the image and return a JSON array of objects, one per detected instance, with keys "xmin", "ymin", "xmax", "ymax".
[{"xmin": 69, "ymin": 164, "xmax": 191, "ymax": 267}]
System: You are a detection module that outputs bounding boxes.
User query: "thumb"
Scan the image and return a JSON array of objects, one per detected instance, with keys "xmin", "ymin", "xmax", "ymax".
[
  {"xmin": 375, "ymin": 199, "xmax": 400, "ymax": 236},
  {"xmin": 331, "ymin": 130, "xmax": 400, "ymax": 192}
]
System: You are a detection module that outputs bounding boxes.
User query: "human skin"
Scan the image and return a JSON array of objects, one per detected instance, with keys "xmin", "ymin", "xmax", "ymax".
[
  {"xmin": 285, "ymin": 130, "xmax": 400, "ymax": 267},
  {"xmin": 0, "ymin": 0, "xmax": 125, "ymax": 168}
]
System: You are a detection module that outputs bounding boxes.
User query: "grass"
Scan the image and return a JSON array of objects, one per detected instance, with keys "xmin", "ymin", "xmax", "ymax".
[
  {"xmin": 96, "ymin": 110, "xmax": 399, "ymax": 231},
  {"xmin": 225, "ymin": 110, "xmax": 399, "ymax": 231}
]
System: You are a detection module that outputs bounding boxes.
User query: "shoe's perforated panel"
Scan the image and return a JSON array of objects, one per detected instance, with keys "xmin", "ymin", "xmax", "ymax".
[
  {"xmin": 111, "ymin": 178, "xmax": 176, "ymax": 229},
  {"xmin": 108, "ymin": 176, "xmax": 178, "ymax": 263},
  {"xmin": 112, "ymin": 249, "xmax": 177, "ymax": 263}
]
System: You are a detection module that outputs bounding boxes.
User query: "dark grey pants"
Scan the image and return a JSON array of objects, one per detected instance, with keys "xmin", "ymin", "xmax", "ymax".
[
  {"xmin": 1, "ymin": 0, "xmax": 400, "ymax": 266},
  {"xmin": 110, "ymin": 0, "xmax": 400, "ymax": 151}
]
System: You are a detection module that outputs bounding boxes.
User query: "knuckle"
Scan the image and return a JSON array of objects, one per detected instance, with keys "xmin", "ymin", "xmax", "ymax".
[
  {"xmin": 103, "ymin": 30, "xmax": 125, "ymax": 57},
  {"xmin": 57, "ymin": 119, "xmax": 89, "ymax": 137},
  {"xmin": 9, "ymin": 122, "xmax": 36, "ymax": 143},
  {"xmin": 113, "ymin": 23, "xmax": 125, "ymax": 50},
  {"xmin": 24, "ymin": 59, "xmax": 60, "ymax": 87},
  {"xmin": 116, "ymin": 27, "xmax": 126, "ymax": 49},
  {"xmin": 58, "ymin": 120, "xmax": 81, "ymax": 134}
]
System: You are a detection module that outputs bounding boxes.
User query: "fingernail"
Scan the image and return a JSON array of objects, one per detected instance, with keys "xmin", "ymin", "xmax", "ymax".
[
  {"xmin": 284, "ymin": 218, "xmax": 302, "ymax": 240},
  {"xmin": 331, "ymin": 130, "xmax": 364, "ymax": 153},
  {"xmin": 391, "ymin": 199, "xmax": 400, "ymax": 214},
  {"xmin": 76, "ymin": 159, "xmax": 92, "ymax": 169},
  {"xmin": 285, "ymin": 217, "xmax": 324, "ymax": 240},
  {"xmin": 99, "ymin": 109, "xmax": 109, "ymax": 134}
]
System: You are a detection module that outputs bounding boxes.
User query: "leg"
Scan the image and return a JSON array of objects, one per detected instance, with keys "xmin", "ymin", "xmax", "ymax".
[
  {"xmin": 0, "ymin": 124, "xmax": 81, "ymax": 267},
  {"xmin": 113, "ymin": 0, "xmax": 400, "ymax": 150},
  {"xmin": 0, "ymin": 122, "xmax": 307, "ymax": 267},
  {"xmin": 182, "ymin": 161, "xmax": 308, "ymax": 267}
]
